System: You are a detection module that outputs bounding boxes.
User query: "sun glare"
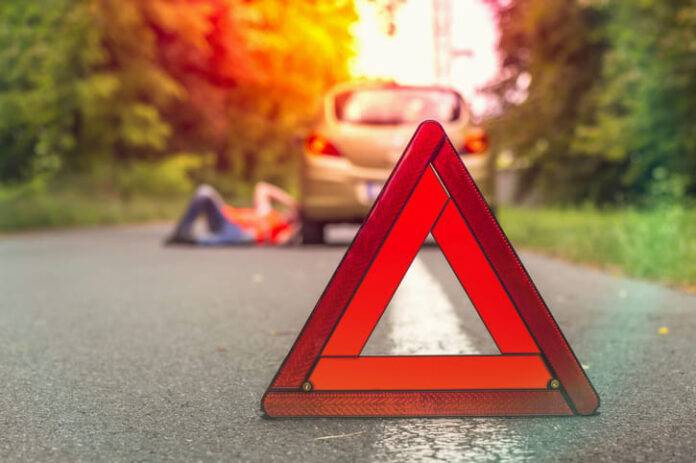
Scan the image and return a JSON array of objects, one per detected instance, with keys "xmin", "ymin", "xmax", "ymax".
[
  {"xmin": 350, "ymin": 1, "xmax": 436, "ymax": 85},
  {"xmin": 350, "ymin": 0, "xmax": 499, "ymax": 115}
]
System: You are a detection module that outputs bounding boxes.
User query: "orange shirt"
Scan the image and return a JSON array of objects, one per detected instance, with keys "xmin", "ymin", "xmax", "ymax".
[{"xmin": 222, "ymin": 206, "xmax": 292, "ymax": 244}]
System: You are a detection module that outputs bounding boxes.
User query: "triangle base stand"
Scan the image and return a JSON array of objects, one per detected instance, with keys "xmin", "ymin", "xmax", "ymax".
[{"xmin": 263, "ymin": 390, "xmax": 573, "ymax": 417}]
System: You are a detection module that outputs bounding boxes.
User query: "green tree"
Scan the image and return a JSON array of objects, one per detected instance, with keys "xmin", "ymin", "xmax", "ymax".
[
  {"xmin": 486, "ymin": 0, "xmax": 606, "ymax": 203},
  {"xmin": 573, "ymin": 0, "xmax": 696, "ymax": 203},
  {"xmin": 89, "ymin": 0, "xmax": 358, "ymax": 186},
  {"xmin": 1, "ymin": 0, "xmax": 358, "ymax": 190},
  {"xmin": 138, "ymin": 0, "xmax": 358, "ymax": 185},
  {"xmin": 0, "ymin": 0, "xmax": 96, "ymax": 181},
  {"xmin": 488, "ymin": 0, "xmax": 696, "ymax": 204}
]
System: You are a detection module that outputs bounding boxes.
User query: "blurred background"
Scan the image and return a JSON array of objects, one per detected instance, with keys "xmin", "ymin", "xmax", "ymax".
[{"xmin": 0, "ymin": 0, "xmax": 694, "ymax": 286}]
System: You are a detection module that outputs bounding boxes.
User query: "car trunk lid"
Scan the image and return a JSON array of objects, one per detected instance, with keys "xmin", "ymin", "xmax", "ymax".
[{"xmin": 328, "ymin": 123, "xmax": 426, "ymax": 168}]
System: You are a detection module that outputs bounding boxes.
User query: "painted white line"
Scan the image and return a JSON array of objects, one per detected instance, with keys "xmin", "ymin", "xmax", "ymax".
[
  {"xmin": 388, "ymin": 256, "xmax": 478, "ymax": 355},
  {"xmin": 373, "ymin": 256, "xmax": 531, "ymax": 462}
]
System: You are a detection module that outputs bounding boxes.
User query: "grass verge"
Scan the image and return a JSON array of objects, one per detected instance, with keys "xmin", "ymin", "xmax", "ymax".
[
  {"xmin": 499, "ymin": 206, "xmax": 696, "ymax": 289},
  {"xmin": 0, "ymin": 156, "xmax": 256, "ymax": 232},
  {"xmin": 0, "ymin": 191, "xmax": 187, "ymax": 232}
]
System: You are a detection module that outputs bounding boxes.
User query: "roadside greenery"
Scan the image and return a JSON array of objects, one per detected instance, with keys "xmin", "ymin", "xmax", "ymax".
[
  {"xmin": 0, "ymin": 0, "xmax": 356, "ymax": 188},
  {"xmin": 0, "ymin": 156, "xmax": 202, "ymax": 230},
  {"xmin": 0, "ymin": 188, "xmax": 184, "ymax": 232},
  {"xmin": 499, "ymin": 206, "xmax": 696, "ymax": 288},
  {"xmin": 487, "ymin": 0, "xmax": 696, "ymax": 205}
]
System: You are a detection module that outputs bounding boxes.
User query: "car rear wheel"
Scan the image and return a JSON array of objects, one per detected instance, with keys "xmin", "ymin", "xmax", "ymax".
[{"xmin": 301, "ymin": 215, "xmax": 325, "ymax": 245}]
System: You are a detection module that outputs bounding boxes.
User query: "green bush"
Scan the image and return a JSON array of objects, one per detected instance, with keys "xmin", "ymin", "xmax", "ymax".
[
  {"xmin": 115, "ymin": 154, "xmax": 207, "ymax": 199},
  {"xmin": 0, "ymin": 155, "xmax": 217, "ymax": 231}
]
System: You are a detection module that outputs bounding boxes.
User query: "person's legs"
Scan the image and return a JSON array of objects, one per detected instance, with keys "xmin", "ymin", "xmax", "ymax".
[
  {"xmin": 169, "ymin": 185, "xmax": 254, "ymax": 245},
  {"xmin": 170, "ymin": 185, "xmax": 230, "ymax": 241},
  {"xmin": 195, "ymin": 223, "xmax": 254, "ymax": 245}
]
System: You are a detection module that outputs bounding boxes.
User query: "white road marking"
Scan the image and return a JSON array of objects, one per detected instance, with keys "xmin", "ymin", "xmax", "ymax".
[
  {"xmin": 388, "ymin": 257, "xmax": 478, "ymax": 355},
  {"xmin": 373, "ymin": 256, "xmax": 532, "ymax": 462}
]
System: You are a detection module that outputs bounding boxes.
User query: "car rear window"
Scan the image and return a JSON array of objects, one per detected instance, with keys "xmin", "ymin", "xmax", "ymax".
[{"xmin": 334, "ymin": 88, "xmax": 462, "ymax": 125}]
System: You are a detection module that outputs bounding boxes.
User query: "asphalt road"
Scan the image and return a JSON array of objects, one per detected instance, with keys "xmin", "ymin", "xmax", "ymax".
[{"xmin": 1, "ymin": 224, "xmax": 694, "ymax": 462}]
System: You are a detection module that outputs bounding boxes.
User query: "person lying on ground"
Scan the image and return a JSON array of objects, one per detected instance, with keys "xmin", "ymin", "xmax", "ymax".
[{"xmin": 166, "ymin": 182, "xmax": 299, "ymax": 245}]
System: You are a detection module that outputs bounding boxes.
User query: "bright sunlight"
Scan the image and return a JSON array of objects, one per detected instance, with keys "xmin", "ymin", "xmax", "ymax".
[{"xmin": 350, "ymin": 0, "xmax": 499, "ymax": 115}]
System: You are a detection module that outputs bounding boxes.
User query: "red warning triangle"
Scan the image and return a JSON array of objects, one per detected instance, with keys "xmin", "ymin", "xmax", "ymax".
[{"xmin": 262, "ymin": 121, "xmax": 599, "ymax": 417}]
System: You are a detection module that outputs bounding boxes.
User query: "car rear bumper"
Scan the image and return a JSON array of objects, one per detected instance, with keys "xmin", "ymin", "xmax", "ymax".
[{"xmin": 301, "ymin": 153, "xmax": 491, "ymax": 223}]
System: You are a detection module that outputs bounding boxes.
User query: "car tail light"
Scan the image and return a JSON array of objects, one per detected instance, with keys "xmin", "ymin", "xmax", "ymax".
[
  {"xmin": 462, "ymin": 128, "xmax": 489, "ymax": 154},
  {"xmin": 306, "ymin": 133, "xmax": 341, "ymax": 157}
]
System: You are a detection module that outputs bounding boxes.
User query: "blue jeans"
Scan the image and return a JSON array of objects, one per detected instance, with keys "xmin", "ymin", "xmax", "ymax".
[{"xmin": 171, "ymin": 186, "xmax": 254, "ymax": 245}]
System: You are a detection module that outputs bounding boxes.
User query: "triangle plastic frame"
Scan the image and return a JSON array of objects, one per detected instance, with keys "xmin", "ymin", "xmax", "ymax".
[{"xmin": 262, "ymin": 121, "xmax": 599, "ymax": 417}]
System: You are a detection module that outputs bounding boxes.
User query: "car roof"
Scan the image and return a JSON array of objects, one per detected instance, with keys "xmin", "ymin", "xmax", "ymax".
[{"xmin": 329, "ymin": 81, "xmax": 464, "ymax": 98}]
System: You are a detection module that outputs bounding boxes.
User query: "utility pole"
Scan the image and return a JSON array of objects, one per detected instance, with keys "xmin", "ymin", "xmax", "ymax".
[
  {"xmin": 433, "ymin": 0, "xmax": 452, "ymax": 85},
  {"xmin": 433, "ymin": 0, "xmax": 474, "ymax": 85}
]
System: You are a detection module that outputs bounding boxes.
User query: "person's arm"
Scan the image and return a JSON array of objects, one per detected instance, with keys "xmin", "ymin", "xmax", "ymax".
[{"xmin": 254, "ymin": 182, "xmax": 296, "ymax": 212}]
